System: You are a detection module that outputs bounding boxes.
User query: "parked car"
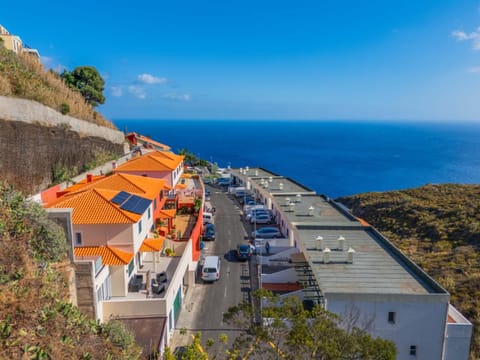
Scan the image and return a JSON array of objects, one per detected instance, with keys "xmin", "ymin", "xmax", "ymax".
[
  {"xmin": 250, "ymin": 213, "xmax": 271, "ymax": 224},
  {"xmin": 205, "ymin": 188, "xmax": 211, "ymax": 196},
  {"xmin": 236, "ymin": 243, "xmax": 253, "ymax": 261},
  {"xmin": 203, "ymin": 223, "xmax": 215, "ymax": 241},
  {"xmin": 252, "ymin": 227, "xmax": 281, "ymax": 239},
  {"xmin": 203, "ymin": 212, "xmax": 214, "ymax": 224},
  {"xmin": 246, "ymin": 208, "xmax": 270, "ymax": 221},
  {"xmin": 201, "ymin": 256, "xmax": 221, "ymax": 282}
]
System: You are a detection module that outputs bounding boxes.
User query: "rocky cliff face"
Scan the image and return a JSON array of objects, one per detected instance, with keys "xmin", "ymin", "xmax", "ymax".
[{"xmin": 0, "ymin": 119, "xmax": 125, "ymax": 195}]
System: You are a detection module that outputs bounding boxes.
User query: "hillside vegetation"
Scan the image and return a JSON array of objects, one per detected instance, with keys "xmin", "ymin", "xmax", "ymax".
[
  {"xmin": 337, "ymin": 183, "xmax": 480, "ymax": 358},
  {"xmin": 0, "ymin": 183, "xmax": 141, "ymax": 359},
  {"xmin": 0, "ymin": 47, "xmax": 115, "ymax": 129}
]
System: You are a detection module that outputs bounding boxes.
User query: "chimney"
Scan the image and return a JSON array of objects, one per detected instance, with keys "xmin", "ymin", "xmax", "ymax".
[
  {"xmin": 308, "ymin": 206, "xmax": 315, "ymax": 216},
  {"xmin": 323, "ymin": 247, "xmax": 331, "ymax": 263},
  {"xmin": 338, "ymin": 235, "xmax": 345, "ymax": 250},
  {"xmin": 316, "ymin": 236, "xmax": 323, "ymax": 250},
  {"xmin": 347, "ymin": 247, "xmax": 355, "ymax": 263},
  {"xmin": 87, "ymin": 174, "xmax": 93, "ymax": 182}
]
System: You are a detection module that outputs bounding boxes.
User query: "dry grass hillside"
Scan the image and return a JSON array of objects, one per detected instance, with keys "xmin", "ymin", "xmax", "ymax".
[
  {"xmin": 337, "ymin": 184, "xmax": 480, "ymax": 358},
  {"xmin": 0, "ymin": 47, "xmax": 115, "ymax": 129},
  {"xmin": 0, "ymin": 183, "xmax": 142, "ymax": 359}
]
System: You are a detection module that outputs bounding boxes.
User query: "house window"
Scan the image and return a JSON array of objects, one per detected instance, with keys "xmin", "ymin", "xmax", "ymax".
[
  {"xmin": 409, "ymin": 345, "xmax": 417, "ymax": 356},
  {"xmin": 153, "ymin": 198, "xmax": 157, "ymax": 210},
  {"xmin": 138, "ymin": 220, "xmax": 142, "ymax": 234},
  {"xmin": 75, "ymin": 232, "xmax": 82, "ymax": 245},
  {"xmin": 148, "ymin": 207, "xmax": 151, "ymax": 219},
  {"xmin": 127, "ymin": 259, "xmax": 134, "ymax": 276},
  {"xmin": 388, "ymin": 312, "xmax": 396, "ymax": 324}
]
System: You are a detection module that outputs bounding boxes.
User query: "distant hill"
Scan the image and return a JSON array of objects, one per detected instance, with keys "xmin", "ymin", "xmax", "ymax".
[{"xmin": 337, "ymin": 183, "xmax": 480, "ymax": 358}]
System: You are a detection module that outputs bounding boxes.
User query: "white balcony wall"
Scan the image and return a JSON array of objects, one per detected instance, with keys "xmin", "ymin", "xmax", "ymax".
[{"xmin": 110, "ymin": 265, "xmax": 128, "ymax": 297}]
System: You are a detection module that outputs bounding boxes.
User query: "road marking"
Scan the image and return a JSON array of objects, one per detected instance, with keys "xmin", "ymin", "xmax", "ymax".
[
  {"xmin": 191, "ymin": 334, "xmax": 207, "ymax": 357},
  {"xmin": 268, "ymin": 341, "xmax": 287, "ymax": 358}
]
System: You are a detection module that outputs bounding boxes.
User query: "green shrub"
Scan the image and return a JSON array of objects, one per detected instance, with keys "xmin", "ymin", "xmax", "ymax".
[{"xmin": 59, "ymin": 102, "xmax": 70, "ymax": 115}]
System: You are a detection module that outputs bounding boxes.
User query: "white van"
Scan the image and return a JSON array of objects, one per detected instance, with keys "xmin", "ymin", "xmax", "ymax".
[
  {"xmin": 201, "ymin": 256, "xmax": 220, "ymax": 282},
  {"xmin": 203, "ymin": 212, "xmax": 214, "ymax": 224}
]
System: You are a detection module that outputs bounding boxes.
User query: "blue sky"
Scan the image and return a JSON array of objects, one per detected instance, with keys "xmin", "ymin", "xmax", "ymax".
[{"xmin": 2, "ymin": 0, "xmax": 480, "ymax": 121}]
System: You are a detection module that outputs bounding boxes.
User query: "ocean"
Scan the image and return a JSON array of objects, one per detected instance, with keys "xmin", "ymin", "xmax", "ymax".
[{"xmin": 112, "ymin": 119, "xmax": 480, "ymax": 198}]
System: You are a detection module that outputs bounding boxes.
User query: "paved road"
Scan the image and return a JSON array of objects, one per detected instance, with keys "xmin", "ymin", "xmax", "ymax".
[{"xmin": 172, "ymin": 183, "xmax": 253, "ymax": 355}]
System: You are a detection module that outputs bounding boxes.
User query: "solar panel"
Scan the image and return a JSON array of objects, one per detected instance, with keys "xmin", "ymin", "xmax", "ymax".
[
  {"xmin": 111, "ymin": 191, "xmax": 131, "ymax": 205},
  {"xmin": 120, "ymin": 195, "xmax": 151, "ymax": 215}
]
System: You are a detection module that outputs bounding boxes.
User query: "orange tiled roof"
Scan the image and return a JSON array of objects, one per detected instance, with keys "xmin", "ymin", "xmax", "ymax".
[
  {"xmin": 134, "ymin": 134, "xmax": 171, "ymax": 151},
  {"xmin": 139, "ymin": 237, "xmax": 164, "ymax": 252},
  {"xmin": 46, "ymin": 188, "xmax": 142, "ymax": 224},
  {"xmin": 115, "ymin": 151, "xmax": 184, "ymax": 172},
  {"xmin": 74, "ymin": 246, "xmax": 133, "ymax": 265},
  {"xmin": 59, "ymin": 173, "xmax": 170, "ymax": 200}
]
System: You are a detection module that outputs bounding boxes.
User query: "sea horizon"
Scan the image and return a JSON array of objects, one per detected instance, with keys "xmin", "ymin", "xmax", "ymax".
[{"xmin": 113, "ymin": 119, "xmax": 480, "ymax": 198}]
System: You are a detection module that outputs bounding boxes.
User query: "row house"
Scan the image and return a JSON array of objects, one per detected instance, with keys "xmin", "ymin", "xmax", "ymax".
[
  {"xmin": 231, "ymin": 167, "xmax": 473, "ymax": 360},
  {"xmin": 45, "ymin": 167, "xmax": 199, "ymax": 356}
]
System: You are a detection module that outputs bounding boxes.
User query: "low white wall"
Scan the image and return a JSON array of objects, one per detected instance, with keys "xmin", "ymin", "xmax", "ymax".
[
  {"xmin": 262, "ymin": 268, "xmax": 298, "ymax": 283},
  {"xmin": 0, "ymin": 96, "xmax": 124, "ymax": 144},
  {"xmin": 102, "ymin": 298, "xmax": 167, "ymax": 320}
]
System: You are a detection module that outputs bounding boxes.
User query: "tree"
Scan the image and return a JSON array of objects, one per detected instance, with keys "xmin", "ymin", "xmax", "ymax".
[
  {"xmin": 61, "ymin": 66, "xmax": 105, "ymax": 107},
  {"xmin": 222, "ymin": 289, "xmax": 396, "ymax": 360}
]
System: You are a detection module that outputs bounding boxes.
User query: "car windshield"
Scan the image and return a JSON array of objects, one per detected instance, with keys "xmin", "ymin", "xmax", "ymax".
[{"xmin": 204, "ymin": 267, "xmax": 216, "ymax": 273}]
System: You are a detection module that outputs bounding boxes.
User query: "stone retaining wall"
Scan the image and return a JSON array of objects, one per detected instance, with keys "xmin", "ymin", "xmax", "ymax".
[{"xmin": 0, "ymin": 95, "xmax": 124, "ymax": 144}]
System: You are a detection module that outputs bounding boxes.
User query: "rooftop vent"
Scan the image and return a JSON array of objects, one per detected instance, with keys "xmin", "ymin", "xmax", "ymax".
[
  {"xmin": 288, "ymin": 202, "xmax": 295, "ymax": 212},
  {"xmin": 323, "ymin": 247, "xmax": 331, "ymax": 263},
  {"xmin": 269, "ymin": 176, "xmax": 273, "ymax": 183},
  {"xmin": 285, "ymin": 197, "xmax": 291, "ymax": 206},
  {"xmin": 260, "ymin": 178, "xmax": 265, "ymax": 185},
  {"xmin": 279, "ymin": 182, "xmax": 284, "ymax": 190},
  {"xmin": 245, "ymin": 166, "xmax": 249, "ymax": 172},
  {"xmin": 347, "ymin": 247, "xmax": 355, "ymax": 263},
  {"xmin": 264, "ymin": 182, "xmax": 269, "ymax": 189},
  {"xmin": 239, "ymin": 167, "xmax": 243, "ymax": 174},
  {"xmin": 296, "ymin": 194, "xmax": 302, "ymax": 203},
  {"xmin": 316, "ymin": 235, "xmax": 323, "ymax": 250},
  {"xmin": 338, "ymin": 235, "xmax": 345, "ymax": 250},
  {"xmin": 308, "ymin": 206, "xmax": 315, "ymax": 216},
  {"xmin": 255, "ymin": 170, "xmax": 259, "ymax": 176}
]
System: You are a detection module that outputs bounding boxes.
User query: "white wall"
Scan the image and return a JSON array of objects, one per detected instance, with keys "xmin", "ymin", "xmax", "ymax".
[
  {"xmin": 326, "ymin": 293, "xmax": 449, "ymax": 360},
  {"xmin": 75, "ymin": 223, "xmax": 133, "ymax": 249}
]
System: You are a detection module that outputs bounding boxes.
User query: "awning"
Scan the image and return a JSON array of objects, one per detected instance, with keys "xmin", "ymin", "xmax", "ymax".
[
  {"xmin": 140, "ymin": 237, "xmax": 165, "ymax": 252},
  {"xmin": 158, "ymin": 209, "xmax": 176, "ymax": 218},
  {"xmin": 175, "ymin": 183, "xmax": 187, "ymax": 190}
]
